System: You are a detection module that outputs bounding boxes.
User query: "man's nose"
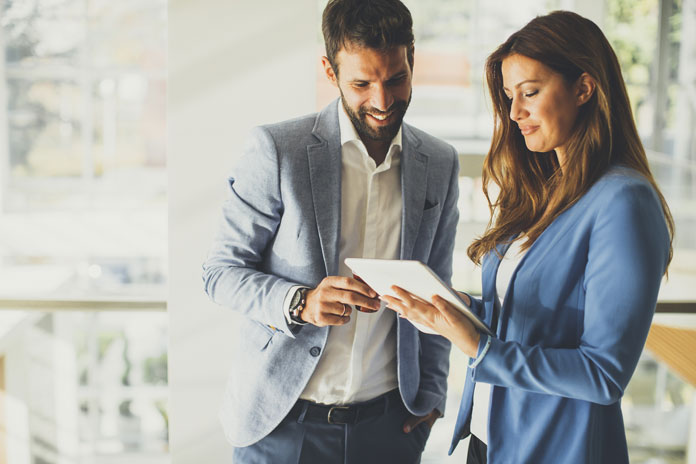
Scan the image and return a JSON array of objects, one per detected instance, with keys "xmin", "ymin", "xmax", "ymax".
[{"xmin": 370, "ymin": 84, "xmax": 394, "ymax": 112}]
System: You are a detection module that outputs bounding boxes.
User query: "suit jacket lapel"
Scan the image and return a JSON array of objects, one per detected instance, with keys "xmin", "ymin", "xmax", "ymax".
[
  {"xmin": 400, "ymin": 125, "xmax": 427, "ymax": 260},
  {"xmin": 308, "ymin": 100, "xmax": 342, "ymax": 277}
]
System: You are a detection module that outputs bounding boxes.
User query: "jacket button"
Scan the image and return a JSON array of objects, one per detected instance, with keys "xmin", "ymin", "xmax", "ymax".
[{"xmin": 310, "ymin": 346, "xmax": 321, "ymax": 357}]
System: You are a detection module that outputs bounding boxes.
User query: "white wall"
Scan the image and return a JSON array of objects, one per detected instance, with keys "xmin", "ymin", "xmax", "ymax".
[{"xmin": 168, "ymin": 1, "xmax": 317, "ymax": 461}]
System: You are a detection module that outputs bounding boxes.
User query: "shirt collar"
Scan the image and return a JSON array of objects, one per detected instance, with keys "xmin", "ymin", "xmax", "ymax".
[{"xmin": 337, "ymin": 101, "xmax": 403, "ymax": 159}]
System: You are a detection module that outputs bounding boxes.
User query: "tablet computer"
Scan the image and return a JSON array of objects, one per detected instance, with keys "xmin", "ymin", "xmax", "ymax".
[{"xmin": 344, "ymin": 258, "xmax": 493, "ymax": 336}]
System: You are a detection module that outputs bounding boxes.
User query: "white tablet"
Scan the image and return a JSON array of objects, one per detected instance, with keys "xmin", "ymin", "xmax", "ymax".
[{"xmin": 344, "ymin": 258, "xmax": 493, "ymax": 336}]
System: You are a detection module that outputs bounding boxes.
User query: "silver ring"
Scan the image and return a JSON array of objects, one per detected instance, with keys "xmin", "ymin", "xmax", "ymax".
[{"xmin": 341, "ymin": 305, "xmax": 347, "ymax": 317}]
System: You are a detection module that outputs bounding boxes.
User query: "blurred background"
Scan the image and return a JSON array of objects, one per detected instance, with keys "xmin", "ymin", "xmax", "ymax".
[
  {"xmin": 3, "ymin": 0, "xmax": 696, "ymax": 462},
  {"xmin": 0, "ymin": 0, "xmax": 168, "ymax": 463}
]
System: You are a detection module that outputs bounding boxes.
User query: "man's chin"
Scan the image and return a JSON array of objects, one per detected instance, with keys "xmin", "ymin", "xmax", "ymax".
[{"xmin": 361, "ymin": 120, "xmax": 402, "ymax": 142}]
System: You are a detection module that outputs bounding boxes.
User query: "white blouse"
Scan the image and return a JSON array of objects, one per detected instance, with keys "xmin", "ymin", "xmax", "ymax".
[{"xmin": 470, "ymin": 237, "xmax": 528, "ymax": 444}]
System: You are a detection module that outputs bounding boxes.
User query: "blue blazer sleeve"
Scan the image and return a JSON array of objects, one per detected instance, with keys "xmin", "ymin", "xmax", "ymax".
[
  {"xmin": 461, "ymin": 293, "xmax": 484, "ymax": 319},
  {"xmin": 471, "ymin": 181, "xmax": 670, "ymax": 405},
  {"xmin": 202, "ymin": 126, "xmax": 297, "ymax": 336}
]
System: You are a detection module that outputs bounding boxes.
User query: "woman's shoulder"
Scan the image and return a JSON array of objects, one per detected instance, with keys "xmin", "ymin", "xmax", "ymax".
[
  {"xmin": 579, "ymin": 166, "xmax": 664, "ymax": 225},
  {"xmin": 585, "ymin": 165, "xmax": 657, "ymax": 202},
  {"xmin": 595, "ymin": 165, "xmax": 652, "ymax": 187}
]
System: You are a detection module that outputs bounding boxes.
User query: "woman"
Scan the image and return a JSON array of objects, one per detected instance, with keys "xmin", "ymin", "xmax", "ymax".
[{"xmin": 382, "ymin": 10, "xmax": 674, "ymax": 464}]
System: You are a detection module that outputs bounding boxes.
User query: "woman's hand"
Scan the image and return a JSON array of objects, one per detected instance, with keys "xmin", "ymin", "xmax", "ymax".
[{"xmin": 382, "ymin": 286, "xmax": 481, "ymax": 358}]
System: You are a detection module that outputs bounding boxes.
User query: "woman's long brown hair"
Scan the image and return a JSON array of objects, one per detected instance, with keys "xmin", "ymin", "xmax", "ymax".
[{"xmin": 467, "ymin": 10, "xmax": 674, "ymax": 270}]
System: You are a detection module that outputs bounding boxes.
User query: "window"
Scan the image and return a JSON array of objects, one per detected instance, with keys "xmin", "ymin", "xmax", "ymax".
[
  {"xmin": 1, "ymin": 1, "xmax": 168, "ymax": 462},
  {"xmin": 0, "ymin": 0, "xmax": 167, "ymax": 299}
]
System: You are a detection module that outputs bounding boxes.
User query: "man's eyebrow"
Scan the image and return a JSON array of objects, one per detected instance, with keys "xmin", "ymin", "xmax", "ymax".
[
  {"xmin": 348, "ymin": 71, "xmax": 408, "ymax": 83},
  {"xmin": 503, "ymin": 79, "xmax": 541, "ymax": 91},
  {"xmin": 388, "ymin": 71, "xmax": 408, "ymax": 80}
]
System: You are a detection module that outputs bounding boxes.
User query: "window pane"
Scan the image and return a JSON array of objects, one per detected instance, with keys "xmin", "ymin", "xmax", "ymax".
[
  {"xmin": 604, "ymin": 0, "xmax": 696, "ymax": 302},
  {"xmin": 0, "ymin": 0, "xmax": 167, "ymax": 300}
]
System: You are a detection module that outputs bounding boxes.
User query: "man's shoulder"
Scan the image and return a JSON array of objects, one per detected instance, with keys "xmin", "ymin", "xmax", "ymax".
[
  {"xmin": 253, "ymin": 101, "xmax": 339, "ymax": 150},
  {"xmin": 403, "ymin": 122, "xmax": 456, "ymax": 159},
  {"xmin": 259, "ymin": 112, "xmax": 320, "ymax": 140}
]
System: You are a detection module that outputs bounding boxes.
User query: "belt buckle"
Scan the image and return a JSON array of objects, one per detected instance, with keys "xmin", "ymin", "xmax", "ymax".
[{"xmin": 327, "ymin": 406, "xmax": 350, "ymax": 424}]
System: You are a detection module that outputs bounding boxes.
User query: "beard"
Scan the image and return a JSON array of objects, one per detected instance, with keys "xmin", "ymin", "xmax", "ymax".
[{"xmin": 339, "ymin": 89, "xmax": 412, "ymax": 143}]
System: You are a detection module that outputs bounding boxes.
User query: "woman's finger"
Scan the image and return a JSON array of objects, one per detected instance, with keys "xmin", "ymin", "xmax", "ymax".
[
  {"xmin": 432, "ymin": 295, "xmax": 473, "ymax": 327},
  {"xmin": 431, "ymin": 295, "xmax": 457, "ymax": 315},
  {"xmin": 381, "ymin": 295, "xmax": 406, "ymax": 312},
  {"xmin": 389, "ymin": 285, "xmax": 414, "ymax": 301},
  {"xmin": 391, "ymin": 286, "xmax": 435, "ymax": 308}
]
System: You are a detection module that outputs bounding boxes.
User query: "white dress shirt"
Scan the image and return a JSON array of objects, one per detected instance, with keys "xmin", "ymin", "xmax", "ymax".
[
  {"xmin": 470, "ymin": 238, "xmax": 527, "ymax": 444},
  {"xmin": 287, "ymin": 102, "xmax": 403, "ymax": 405}
]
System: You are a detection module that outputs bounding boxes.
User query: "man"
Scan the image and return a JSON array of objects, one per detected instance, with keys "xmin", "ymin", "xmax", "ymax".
[{"xmin": 203, "ymin": 1, "xmax": 459, "ymax": 462}]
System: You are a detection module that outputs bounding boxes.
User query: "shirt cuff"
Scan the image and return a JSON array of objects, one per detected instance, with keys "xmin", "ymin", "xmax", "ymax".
[
  {"xmin": 283, "ymin": 285, "xmax": 308, "ymax": 326},
  {"xmin": 468, "ymin": 335, "xmax": 491, "ymax": 369}
]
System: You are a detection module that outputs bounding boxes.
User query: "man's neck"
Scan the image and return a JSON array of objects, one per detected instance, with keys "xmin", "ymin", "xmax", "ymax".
[{"xmin": 361, "ymin": 137, "xmax": 390, "ymax": 166}]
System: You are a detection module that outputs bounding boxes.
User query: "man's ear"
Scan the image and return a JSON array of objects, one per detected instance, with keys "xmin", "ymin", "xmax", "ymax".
[
  {"xmin": 321, "ymin": 56, "xmax": 338, "ymax": 87},
  {"xmin": 576, "ymin": 72, "xmax": 596, "ymax": 106},
  {"xmin": 407, "ymin": 44, "xmax": 415, "ymax": 71}
]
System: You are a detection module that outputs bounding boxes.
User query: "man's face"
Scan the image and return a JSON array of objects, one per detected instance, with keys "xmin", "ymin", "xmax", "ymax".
[{"xmin": 323, "ymin": 44, "xmax": 413, "ymax": 143}]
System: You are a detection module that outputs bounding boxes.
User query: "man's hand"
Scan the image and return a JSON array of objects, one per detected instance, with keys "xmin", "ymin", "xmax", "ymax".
[
  {"xmin": 403, "ymin": 409, "xmax": 440, "ymax": 433},
  {"xmin": 302, "ymin": 276, "xmax": 381, "ymax": 326}
]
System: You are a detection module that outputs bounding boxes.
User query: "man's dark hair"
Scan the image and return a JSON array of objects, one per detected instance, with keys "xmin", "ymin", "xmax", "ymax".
[{"xmin": 322, "ymin": 0, "xmax": 414, "ymax": 75}]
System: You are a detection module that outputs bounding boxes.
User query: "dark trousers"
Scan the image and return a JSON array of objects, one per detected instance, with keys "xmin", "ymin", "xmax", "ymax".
[
  {"xmin": 232, "ymin": 390, "xmax": 431, "ymax": 464},
  {"xmin": 467, "ymin": 434, "xmax": 488, "ymax": 464}
]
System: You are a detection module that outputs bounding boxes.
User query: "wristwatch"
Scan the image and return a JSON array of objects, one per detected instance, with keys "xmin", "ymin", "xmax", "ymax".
[{"xmin": 289, "ymin": 287, "xmax": 309, "ymax": 324}]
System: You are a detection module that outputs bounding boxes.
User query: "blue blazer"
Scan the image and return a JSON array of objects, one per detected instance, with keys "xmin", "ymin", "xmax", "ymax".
[
  {"xmin": 203, "ymin": 100, "xmax": 459, "ymax": 447},
  {"xmin": 450, "ymin": 166, "xmax": 670, "ymax": 463}
]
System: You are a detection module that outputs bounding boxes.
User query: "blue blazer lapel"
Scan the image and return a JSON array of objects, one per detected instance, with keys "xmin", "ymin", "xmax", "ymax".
[
  {"xmin": 308, "ymin": 100, "xmax": 342, "ymax": 277},
  {"xmin": 400, "ymin": 126, "xmax": 428, "ymax": 260},
  {"xmin": 449, "ymin": 241, "xmax": 512, "ymax": 455}
]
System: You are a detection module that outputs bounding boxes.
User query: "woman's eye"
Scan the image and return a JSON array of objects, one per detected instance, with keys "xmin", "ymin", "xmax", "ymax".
[{"xmin": 524, "ymin": 90, "xmax": 539, "ymax": 98}]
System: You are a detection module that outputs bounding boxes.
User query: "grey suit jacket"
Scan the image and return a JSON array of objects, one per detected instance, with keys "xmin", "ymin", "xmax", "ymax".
[{"xmin": 203, "ymin": 99, "xmax": 459, "ymax": 447}]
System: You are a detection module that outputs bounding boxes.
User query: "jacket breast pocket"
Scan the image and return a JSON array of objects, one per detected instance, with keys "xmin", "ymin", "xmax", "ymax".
[
  {"xmin": 412, "ymin": 202, "xmax": 442, "ymax": 260},
  {"xmin": 418, "ymin": 202, "xmax": 441, "ymax": 237},
  {"xmin": 421, "ymin": 201, "xmax": 441, "ymax": 222}
]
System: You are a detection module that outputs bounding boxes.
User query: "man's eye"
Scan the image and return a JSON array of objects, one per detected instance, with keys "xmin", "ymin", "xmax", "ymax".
[
  {"xmin": 387, "ymin": 77, "xmax": 406, "ymax": 85},
  {"xmin": 354, "ymin": 82, "xmax": 368, "ymax": 88}
]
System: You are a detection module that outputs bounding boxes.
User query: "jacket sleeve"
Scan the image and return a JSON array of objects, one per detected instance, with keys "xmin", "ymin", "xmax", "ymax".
[
  {"xmin": 460, "ymin": 293, "xmax": 484, "ymax": 319},
  {"xmin": 471, "ymin": 181, "xmax": 670, "ymax": 405},
  {"xmin": 202, "ymin": 126, "xmax": 298, "ymax": 336},
  {"xmin": 418, "ymin": 148, "xmax": 459, "ymax": 414}
]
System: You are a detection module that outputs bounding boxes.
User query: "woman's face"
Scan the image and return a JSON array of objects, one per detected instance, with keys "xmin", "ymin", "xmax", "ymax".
[{"xmin": 501, "ymin": 54, "xmax": 581, "ymax": 162}]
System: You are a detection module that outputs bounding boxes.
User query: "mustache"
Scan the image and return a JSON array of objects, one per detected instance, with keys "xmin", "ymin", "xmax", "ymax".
[{"xmin": 358, "ymin": 100, "xmax": 408, "ymax": 116}]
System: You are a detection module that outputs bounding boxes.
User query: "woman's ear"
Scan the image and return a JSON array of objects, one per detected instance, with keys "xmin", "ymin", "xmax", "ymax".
[{"xmin": 575, "ymin": 72, "xmax": 596, "ymax": 106}]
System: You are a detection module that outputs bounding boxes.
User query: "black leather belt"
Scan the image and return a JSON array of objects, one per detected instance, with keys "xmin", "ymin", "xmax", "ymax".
[{"xmin": 288, "ymin": 389, "xmax": 400, "ymax": 425}]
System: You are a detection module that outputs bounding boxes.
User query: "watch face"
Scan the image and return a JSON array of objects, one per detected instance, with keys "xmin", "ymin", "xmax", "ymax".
[{"xmin": 290, "ymin": 289, "xmax": 303, "ymax": 309}]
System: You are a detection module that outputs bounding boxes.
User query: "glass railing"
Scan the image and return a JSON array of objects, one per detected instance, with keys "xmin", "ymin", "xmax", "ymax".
[{"xmin": 0, "ymin": 299, "xmax": 168, "ymax": 464}]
